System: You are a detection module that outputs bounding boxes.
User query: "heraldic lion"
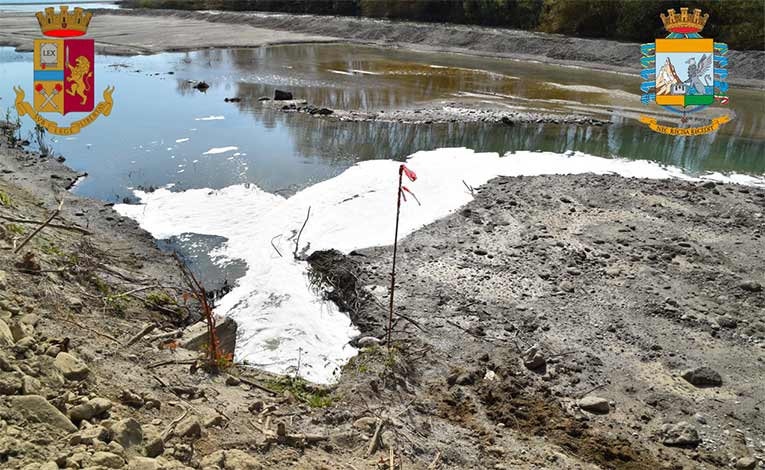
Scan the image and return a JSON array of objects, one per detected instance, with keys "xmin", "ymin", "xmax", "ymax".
[{"xmin": 66, "ymin": 56, "xmax": 93, "ymax": 105}]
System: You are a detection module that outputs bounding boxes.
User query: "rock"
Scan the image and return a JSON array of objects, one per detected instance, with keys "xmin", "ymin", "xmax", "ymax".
[
  {"xmin": 316, "ymin": 108, "xmax": 333, "ymax": 116},
  {"xmin": 81, "ymin": 425, "xmax": 111, "ymax": 445},
  {"xmin": 179, "ymin": 318, "xmax": 237, "ymax": 356},
  {"xmin": 739, "ymin": 280, "xmax": 762, "ymax": 292},
  {"xmin": 144, "ymin": 437, "xmax": 164, "ymax": 458},
  {"xmin": 91, "ymin": 451, "xmax": 125, "ymax": 469},
  {"xmin": 90, "ymin": 397, "xmax": 113, "ymax": 416},
  {"xmin": 128, "ymin": 457, "xmax": 159, "ymax": 470},
  {"xmin": 193, "ymin": 81, "xmax": 210, "ymax": 92},
  {"xmin": 225, "ymin": 375, "xmax": 241, "ymax": 386},
  {"xmin": 201, "ymin": 449, "xmax": 262, "ymax": 470},
  {"xmin": 12, "ymin": 336, "xmax": 36, "ymax": 353},
  {"xmin": 112, "ymin": 418, "xmax": 143, "ymax": 448},
  {"xmin": 9, "ymin": 395, "xmax": 77, "ymax": 433},
  {"xmin": 68, "ymin": 402, "xmax": 96, "ymax": 423},
  {"xmin": 357, "ymin": 336, "xmax": 381, "ymax": 348},
  {"xmin": 579, "ymin": 396, "xmax": 610, "ymax": 414},
  {"xmin": 54, "ymin": 352, "xmax": 89, "ymax": 381},
  {"xmin": 66, "ymin": 296, "xmax": 83, "ymax": 311},
  {"xmin": 273, "ymin": 89, "xmax": 293, "ymax": 101},
  {"xmin": 735, "ymin": 457, "xmax": 757, "ymax": 470},
  {"xmin": 682, "ymin": 367, "xmax": 722, "ymax": 387},
  {"xmin": 716, "ymin": 316, "xmax": 738, "ymax": 329},
  {"xmin": 0, "ymin": 371, "xmax": 23, "ymax": 395},
  {"xmin": 0, "ymin": 319, "xmax": 14, "ymax": 346},
  {"xmin": 204, "ymin": 415, "xmax": 224, "ymax": 428},
  {"xmin": 175, "ymin": 416, "xmax": 202, "ymax": 439},
  {"xmin": 21, "ymin": 374, "xmax": 42, "ymax": 395},
  {"xmin": 661, "ymin": 421, "xmax": 701, "ymax": 447},
  {"xmin": 523, "ymin": 345, "xmax": 546, "ymax": 370},
  {"xmin": 558, "ymin": 280, "xmax": 575, "ymax": 293},
  {"xmin": 39, "ymin": 462, "xmax": 58, "ymax": 470},
  {"xmin": 352, "ymin": 416, "xmax": 378, "ymax": 432},
  {"xmin": 120, "ymin": 390, "xmax": 145, "ymax": 408}
]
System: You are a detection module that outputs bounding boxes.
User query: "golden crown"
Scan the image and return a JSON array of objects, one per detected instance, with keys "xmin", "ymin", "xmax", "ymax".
[
  {"xmin": 36, "ymin": 7, "xmax": 92, "ymax": 38},
  {"xmin": 660, "ymin": 8, "xmax": 709, "ymax": 33}
]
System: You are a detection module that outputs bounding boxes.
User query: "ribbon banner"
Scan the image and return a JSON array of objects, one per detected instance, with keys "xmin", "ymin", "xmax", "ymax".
[
  {"xmin": 14, "ymin": 86, "xmax": 114, "ymax": 136},
  {"xmin": 639, "ymin": 115, "xmax": 730, "ymax": 136}
]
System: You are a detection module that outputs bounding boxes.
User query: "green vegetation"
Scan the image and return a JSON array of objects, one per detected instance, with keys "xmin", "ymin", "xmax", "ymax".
[
  {"xmin": 5, "ymin": 223, "xmax": 25, "ymax": 236},
  {"xmin": 120, "ymin": 0, "xmax": 764, "ymax": 50},
  {"xmin": 0, "ymin": 190, "xmax": 13, "ymax": 207},
  {"xmin": 265, "ymin": 376, "xmax": 334, "ymax": 408}
]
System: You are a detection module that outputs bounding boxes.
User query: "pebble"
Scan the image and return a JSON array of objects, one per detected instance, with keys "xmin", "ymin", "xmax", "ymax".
[
  {"xmin": 661, "ymin": 421, "xmax": 701, "ymax": 447},
  {"xmin": 682, "ymin": 367, "xmax": 723, "ymax": 387},
  {"xmin": 578, "ymin": 396, "xmax": 610, "ymax": 414},
  {"xmin": 112, "ymin": 418, "xmax": 143, "ymax": 448},
  {"xmin": 53, "ymin": 352, "xmax": 90, "ymax": 381}
]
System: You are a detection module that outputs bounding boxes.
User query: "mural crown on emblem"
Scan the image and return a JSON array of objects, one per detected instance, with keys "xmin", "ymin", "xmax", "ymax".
[
  {"xmin": 660, "ymin": 8, "xmax": 709, "ymax": 33},
  {"xmin": 36, "ymin": 6, "xmax": 93, "ymax": 38}
]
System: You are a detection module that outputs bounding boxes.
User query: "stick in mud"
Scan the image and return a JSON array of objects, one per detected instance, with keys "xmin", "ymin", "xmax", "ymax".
[
  {"xmin": 14, "ymin": 196, "xmax": 65, "ymax": 253},
  {"xmin": 387, "ymin": 167, "xmax": 404, "ymax": 350}
]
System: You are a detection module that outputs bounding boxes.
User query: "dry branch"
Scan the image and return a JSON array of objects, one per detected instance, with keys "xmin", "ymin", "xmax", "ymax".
[
  {"xmin": 0, "ymin": 214, "xmax": 92, "ymax": 234},
  {"xmin": 14, "ymin": 197, "xmax": 64, "ymax": 253},
  {"xmin": 293, "ymin": 206, "xmax": 311, "ymax": 259},
  {"xmin": 124, "ymin": 323, "xmax": 157, "ymax": 347}
]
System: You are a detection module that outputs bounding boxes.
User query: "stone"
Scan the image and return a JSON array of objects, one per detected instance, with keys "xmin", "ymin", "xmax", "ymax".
[
  {"xmin": 54, "ymin": 352, "xmax": 89, "ymax": 381},
  {"xmin": 716, "ymin": 316, "xmax": 738, "ymax": 329},
  {"xmin": 12, "ymin": 336, "xmax": 36, "ymax": 353},
  {"xmin": 9, "ymin": 395, "xmax": 77, "ymax": 433},
  {"xmin": 144, "ymin": 436, "xmax": 164, "ymax": 458},
  {"xmin": 128, "ymin": 458, "xmax": 159, "ymax": 470},
  {"xmin": 357, "ymin": 336, "xmax": 381, "ymax": 348},
  {"xmin": 90, "ymin": 397, "xmax": 113, "ymax": 416},
  {"xmin": 353, "ymin": 416, "xmax": 378, "ymax": 432},
  {"xmin": 68, "ymin": 402, "xmax": 96, "ymax": 423},
  {"xmin": 523, "ymin": 346, "xmax": 546, "ymax": 370},
  {"xmin": 179, "ymin": 318, "xmax": 237, "ymax": 356},
  {"xmin": 0, "ymin": 319, "xmax": 14, "ymax": 346},
  {"xmin": 204, "ymin": 415, "xmax": 224, "ymax": 428},
  {"xmin": 579, "ymin": 396, "xmax": 610, "ymax": 414},
  {"xmin": 81, "ymin": 425, "xmax": 111, "ymax": 445},
  {"xmin": 175, "ymin": 416, "xmax": 202, "ymax": 439},
  {"xmin": 661, "ymin": 421, "xmax": 701, "ymax": 447},
  {"xmin": 21, "ymin": 374, "xmax": 42, "ymax": 395},
  {"xmin": 0, "ymin": 371, "xmax": 23, "ymax": 395},
  {"xmin": 558, "ymin": 280, "xmax": 575, "ymax": 293},
  {"xmin": 112, "ymin": 418, "xmax": 143, "ymax": 448},
  {"xmin": 91, "ymin": 451, "xmax": 125, "ymax": 469},
  {"xmin": 735, "ymin": 457, "xmax": 757, "ymax": 470},
  {"xmin": 273, "ymin": 90, "xmax": 293, "ymax": 101},
  {"xmin": 200, "ymin": 450, "xmax": 262, "ymax": 470},
  {"xmin": 739, "ymin": 280, "xmax": 762, "ymax": 292},
  {"xmin": 682, "ymin": 367, "xmax": 723, "ymax": 387}
]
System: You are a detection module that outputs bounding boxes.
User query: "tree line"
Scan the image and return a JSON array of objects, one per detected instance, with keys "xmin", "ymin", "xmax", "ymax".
[{"xmin": 120, "ymin": 0, "xmax": 764, "ymax": 50}]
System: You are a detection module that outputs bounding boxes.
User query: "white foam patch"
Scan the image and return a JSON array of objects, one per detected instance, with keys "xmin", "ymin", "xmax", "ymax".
[
  {"xmin": 203, "ymin": 147, "xmax": 239, "ymax": 155},
  {"xmin": 176, "ymin": 138, "xmax": 190, "ymax": 143},
  {"xmin": 115, "ymin": 149, "xmax": 764, "ymax": 383},
  {"xmin": 327, "ymin": 69, "xmax": 354, "ymax": 76},
  {"xmin": 195, "ymin": 115, "xmax": 225, "ymax": 121}
]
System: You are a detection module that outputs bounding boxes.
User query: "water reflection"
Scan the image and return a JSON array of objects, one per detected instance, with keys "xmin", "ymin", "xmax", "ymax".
[{"xmin": 0, "ymin": 43, "xmax": 762, "ymax": 204}]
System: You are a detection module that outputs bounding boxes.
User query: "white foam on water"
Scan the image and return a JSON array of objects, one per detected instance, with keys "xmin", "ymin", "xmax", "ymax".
[
  {"xmin": 176, "ymin": 138, "xmax": 190, "ymax": 143},
  {"xmin": 203, "ymin": 147, "xmax": 239, "ymax": 155},
  {"xmin": 115, "ymin": 149, "xmax": 765, "ymax": 383},
  {"xmin": 195, "ymin": 116, "xmax": 225, "ymax": 121}
]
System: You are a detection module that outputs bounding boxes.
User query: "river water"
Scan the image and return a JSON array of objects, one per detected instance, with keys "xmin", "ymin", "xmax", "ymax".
[{"xmin": 2, "ymin": 42, "xmax": 763, "ymax": 381}]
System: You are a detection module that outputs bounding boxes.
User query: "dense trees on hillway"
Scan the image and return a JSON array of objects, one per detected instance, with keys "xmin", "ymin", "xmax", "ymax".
[{"xmin": 120, "ymin": 0, "xmax": 764, "ymax": 50}]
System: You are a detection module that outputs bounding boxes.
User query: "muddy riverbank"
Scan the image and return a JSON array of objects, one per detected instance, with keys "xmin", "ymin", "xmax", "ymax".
[{"xmin": 3, "ymin": 122, "xmax": 765, "ymax": 469}]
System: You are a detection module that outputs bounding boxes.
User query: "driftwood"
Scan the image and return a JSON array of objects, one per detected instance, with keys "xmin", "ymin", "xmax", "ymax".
[
  {"xmin": 161, "ymin": 403, "xmax": 190, "ymax": 442},
  {"xmin": 14, "ymin": 198, "xmax": 64, "ymax": 253},
  {"xmin": 0, "ymin": 214, "xmax": 92, "ymax": 234},
  {"xmin": 366, "ymin": 418, "xmax": 385, "ymax": 457},
  {"xmin": 427, "ymin": 451, "xmax": 442, "ymax": 469},
  {"xmin": 236, "ymin": 375, "xmax": 279, "ymax": 396},
  {"xmin": 124, "ymin": 323, "xmax": 156, "ymax": 347}
]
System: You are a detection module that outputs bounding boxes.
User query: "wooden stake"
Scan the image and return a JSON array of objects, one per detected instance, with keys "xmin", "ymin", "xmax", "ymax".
[{"xmin": 387, "ymin": 168, "xmax": 404, "ymax": 350}]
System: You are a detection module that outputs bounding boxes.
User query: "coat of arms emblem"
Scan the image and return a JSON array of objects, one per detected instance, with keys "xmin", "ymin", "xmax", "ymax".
[
  {"xmin": 640, "ymin": 8, "xmax": 730, "ymax": 135},
  {"xmin": 13, "ymin": 7, "xmax": 115, "ymax": 135}
]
